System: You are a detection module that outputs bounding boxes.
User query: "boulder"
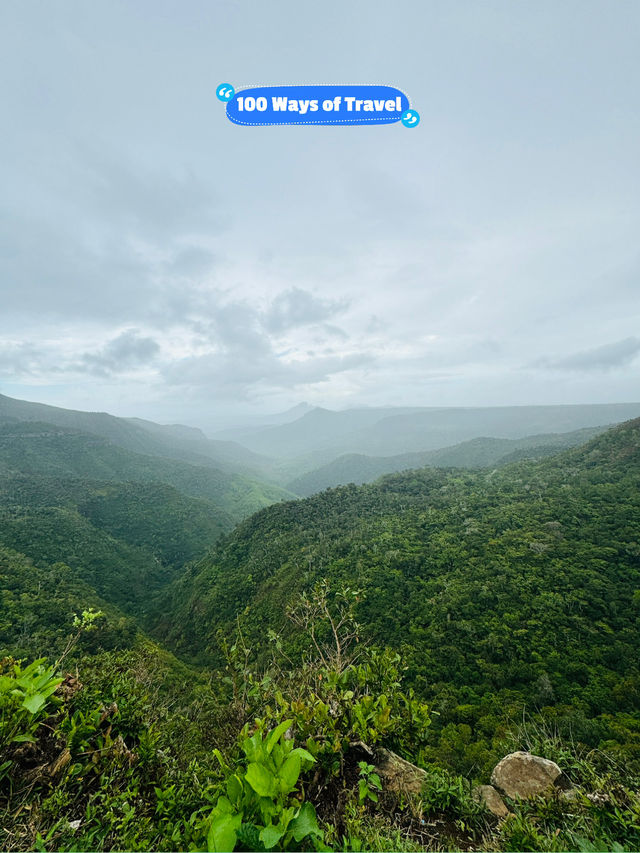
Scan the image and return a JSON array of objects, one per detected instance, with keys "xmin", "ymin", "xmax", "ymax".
[
  {"xmin": 474, "ymin": 784, "xmax": 511, "ymax": 818},
  {"xmin": 491, "ymin": 751, "xmax": 567, "ymax": 799},
  {"xmin": 375, "ymin": 747, "xmax": 428, "ymax": 794}
]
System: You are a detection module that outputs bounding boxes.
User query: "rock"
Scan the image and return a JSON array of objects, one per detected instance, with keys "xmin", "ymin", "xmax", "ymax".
[
  {"xmin": 474, "ymin": 784, "xmax": 511, "ymax": 818},
  {"xmin": 491, "ymin": 751, "xmax": 568, "ymax": 799},
  {"xmin": 375, "ymin": 747, "xmax": 428, "ymax": 794}
]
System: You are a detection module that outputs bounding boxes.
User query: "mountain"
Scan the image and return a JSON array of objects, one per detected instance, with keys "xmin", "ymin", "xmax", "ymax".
[
  {"xmin": 211, "ymin": 402, "xmax": 317, "ymax": 439},
  {"xmin": 160, "ymin": 417, "xmax": 640, "ymax": 768},
  {"xmin": 0, "ymin": 419, "xmax": 290, "ymax": 520},
  {"xmin": 0, "ymin": 392, "xmax": 271, "ymax": 476},
  {"xmin": 221, "ymin": 402, "xmax": 640, "ymax": 461},
  {"xmin": 286, "ymin": 426, "xmax": 607, "ymax": 496},
  {"xmin": 0, "ymin": 402, "xmax": 293, "ymax": 618}
]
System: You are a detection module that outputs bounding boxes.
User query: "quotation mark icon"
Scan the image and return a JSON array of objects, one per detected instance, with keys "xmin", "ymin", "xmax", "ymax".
[
  {"xmin": 216, "ymin": 83, "xmax": 235, "ymax": 102},
  {"xmin": 401, "ymin": 109, "xmax": 420, "ymax": 128}
]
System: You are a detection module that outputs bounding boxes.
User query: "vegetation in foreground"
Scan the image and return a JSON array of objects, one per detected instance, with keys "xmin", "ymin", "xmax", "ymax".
[{"xmin": 2, "ymin": 584, "xmax": 640, "ymax": 852}]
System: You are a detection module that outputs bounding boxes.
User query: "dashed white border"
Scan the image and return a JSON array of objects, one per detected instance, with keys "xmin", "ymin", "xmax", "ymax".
[{"xmin": 224, "ymin": 83, "xmax": 413, "ymax": 127}]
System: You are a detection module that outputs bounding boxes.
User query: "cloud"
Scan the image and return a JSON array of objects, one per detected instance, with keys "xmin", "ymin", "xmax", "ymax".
[
  {"xmin": 0, "ymin": 342, "xmax": 47, "ymax": 378},
  {"xmin": 536, "ymin": 337, "xmax": 640, "ymax": 372},
  {"xmin": 168, "ymin": 246, "xmax": 218, "ymax": 278},
  {"xmin": 75, "ymin": 150, "xmax": 221, "ymax": 241},
  {"xmin": 0, "ymin": 331, "xmax": 161, "ymax": 382},
  {"xmin": 163, "ymin": 349, "xmax": 373, "ymax": 398},
  {"xmin": 80, "ymin": 330, "xmax": 161, "ymax": 376},
  {"xmin": 264, "ymin": 288, "xmax": 347, "ymax": 333}
]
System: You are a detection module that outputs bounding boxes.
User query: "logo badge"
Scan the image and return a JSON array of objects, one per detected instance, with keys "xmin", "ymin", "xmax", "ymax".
[{"xmin": 216, "ymin": 83, "xmax": 235, "ymax": 102}]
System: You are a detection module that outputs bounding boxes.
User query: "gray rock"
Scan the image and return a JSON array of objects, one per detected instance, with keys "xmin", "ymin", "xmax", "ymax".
[
  {"xmin": 375, "ymin": 747, "xmax": 428, "ymax": 794},
  {"xmin": 474, "ymin": 784, "xmax": 511, "ymax": 818},
  {"xmin": 491, "ymin": 751, "xmax": 566, "ymax": 799}
]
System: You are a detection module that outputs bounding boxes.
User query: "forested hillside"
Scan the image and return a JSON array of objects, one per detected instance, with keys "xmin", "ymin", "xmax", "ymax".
[
  {"xmin": 0, "ymin": 413, "xmax": 291, "ymax": 616},
  {"xmin": 0, "ymin": 393, "xmax": 272, "ymax": 477},
  {"xmin": 286, "ymin": 426, "xmax": 605, "ymax": 496},
  {"xmin": 161, "ymin": 418, "xmax": 640, "ymax": 774},
  {"xmin": 2, "ymin": 418, "xmax": 640, "ymax": 852},
  {"xmin": 0, "ymin": 419, "xmax": 290, "ymax": 520}
]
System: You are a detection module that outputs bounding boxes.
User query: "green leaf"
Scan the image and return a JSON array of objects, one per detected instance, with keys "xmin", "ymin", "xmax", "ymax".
[
  {"xmin": 226, "ymin": 774, "xmax": 243, "ymax": 805},
  {"xmin": 278, "ymin": 753, "xmax": 301, "ymax": 792},
  {"xmin": 12, "ymin": 733, "xmax": 37, "ymax": 744},
  {"xmin": 266, "ymin": 719, "xmax": 293, "ymax": 754},
  {"xmin": 290, "ymin": 802, "xmax": 322, "ymax": 843},
  {"xmin": 242, "ymin": 732, "xmax": 264, "ymax": 764},
  {"xmin": 22, "ymin": 693, "xmax": 46, "ymax": 715},
  {"xmin": 207, "ymin": 812, "xmax": 241, "ymax": 852},
  {"xmin": 213, "ymin": 796, "xmax": 233, "ymax": 816},
  {"xmin": 289, "ymin": 747, "xmax": 316, "ymax": 765},
  {"xmin": 245, "ymin": 762, "xmax": 276, "ymax": 797},
  {"xmin": 213, "ymin": 748, "xmax": 229, "ymax": 771},
  {"xmin": 259, "ymin": 824, "xmax": 284, "ymax": 850}
]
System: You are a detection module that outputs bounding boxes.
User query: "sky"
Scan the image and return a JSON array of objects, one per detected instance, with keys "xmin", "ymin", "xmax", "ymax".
[{"xmin": 1, "ymin": 0, "xmax": 639, "ymax": 431}]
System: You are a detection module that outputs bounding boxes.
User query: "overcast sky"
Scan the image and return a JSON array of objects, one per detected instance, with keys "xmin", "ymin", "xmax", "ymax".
[{"xmin": 1, "ymin": 0, "xmax": 639, "ymax": 430}]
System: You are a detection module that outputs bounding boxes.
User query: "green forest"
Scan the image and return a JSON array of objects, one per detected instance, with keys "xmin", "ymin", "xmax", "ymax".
[{"xmin": 1, "ymin": 402, "xmax": 639, "ymax": 851}]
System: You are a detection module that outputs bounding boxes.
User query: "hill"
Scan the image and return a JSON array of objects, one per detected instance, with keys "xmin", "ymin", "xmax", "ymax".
[
  {"xmin": 160, "ymin": 417, "xmax": 640, "ymax": 771},
  {"xmin": 286, "ymin": 426, "xmax": 606, "ymax": 496},
  {"xmin": 0, "ymin": 415, "xmax": 291, "ymax": 617},
  {"xmin": 0, "ymin": 392, "xmax": 272, "ymax": 476},
  {"xmin": 0, "ymin": 473, "xmax": 228, "ymax": 614},
  {"xmin": 0, "ymin": 418, "xmax": 290, "ymax": 521},
  {"xmin": 219, "ymin": 402, "xmax": 640, "ymax": 460}
]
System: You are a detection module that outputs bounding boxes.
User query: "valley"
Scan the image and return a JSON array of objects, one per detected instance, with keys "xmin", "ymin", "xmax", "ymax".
[{"xmin": 1, "ymin": 395, "xmax": 639, "ymax": 850}]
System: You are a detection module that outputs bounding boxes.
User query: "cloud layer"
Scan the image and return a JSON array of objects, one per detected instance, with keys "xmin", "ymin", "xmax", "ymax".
[{"xmin": 1, "ymin": 1, "xmax": 639, "ymax": 428}]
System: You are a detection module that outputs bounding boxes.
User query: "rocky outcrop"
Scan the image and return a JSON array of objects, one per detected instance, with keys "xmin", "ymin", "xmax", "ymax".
[
  {"xmin": 375, "ymin": 747, "xmax": 428, "ymax": 794},
  {"xmin": 490, "ymin": 751, "xmax": 568, "ymax": 799},
  {"xmin": 473, "ymin": 784, "xmax": 511, "ymax": 818}
]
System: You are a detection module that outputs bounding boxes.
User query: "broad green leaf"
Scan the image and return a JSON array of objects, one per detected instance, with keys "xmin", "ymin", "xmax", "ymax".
[
  {"xmin": 22, "ymin": 693, "xmax": 46, "ymax": 715},
  {"xmin": 259, "ymin": 824, "xmax": 283, "ymax": 850},
  {"xmin": 207, "ymin": 812, "xmax": 241, "ymax": 852},
  {"xmin": 266, "ymin": 719, "xmax": 293, "ymax": 754},
  {"xmin": 226, "ymin": 774, "xmax": 243, "ymax": 805},
  {"xmin": 12, "ymin": 733, "xmax": 37, "ymax": 743},
  {"xmin": 278, "ymin": 753, "xmax": 301, "ymax": 792},
  {"xmin": 258, "ymin": 795, "xmax": 277, "ymax": 824},
  {"xmin": 213, "ymin": 796, "xmax": 233, "ymax": 816},
  {"xmin": 242, "ymin": 732, "xmax": 264, "ymax": 764},
  {"xmin": 245, "ymin": 762, "xmax": 276, "ymax": 797},
  {"xmin": 276, "ymin": 806, "xmax": 295, "ymax": 834},
  {"xmin": 40, "ymin": 680, "xmax": 63, "ymax": 700},
  {"xmin": 290, "ymin": 747, "xmax": 316, "ymax": 765},
  {"xmin": 290, "ymin": 802, "xmax": 322, "ymax": 842}
]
